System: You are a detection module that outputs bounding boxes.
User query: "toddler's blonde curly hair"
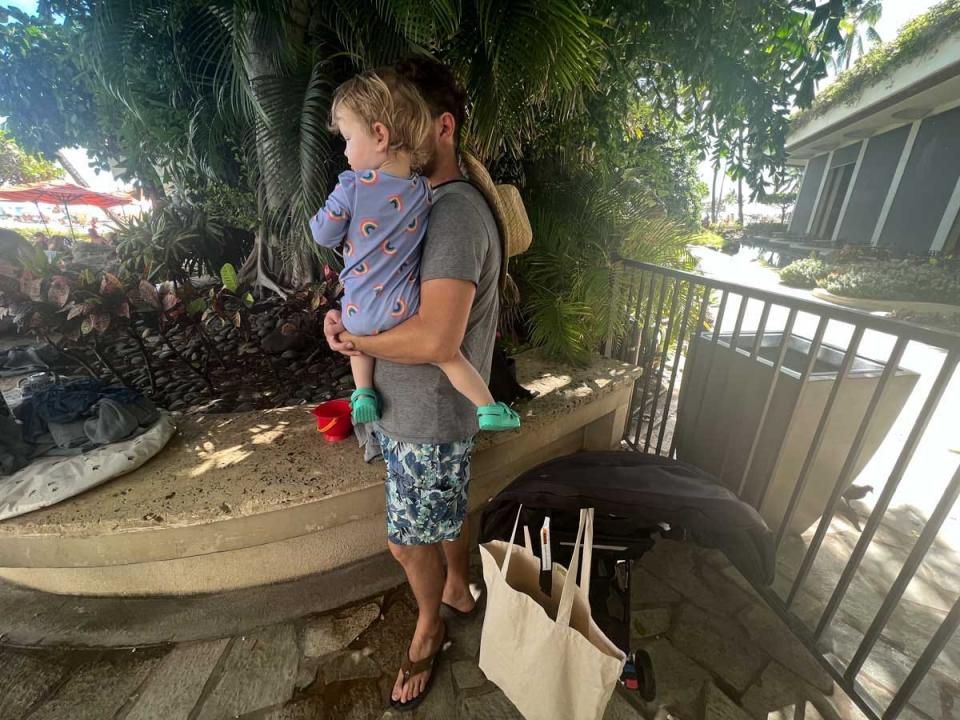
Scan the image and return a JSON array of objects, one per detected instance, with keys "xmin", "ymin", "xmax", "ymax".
[{"xmin": 329, "ymin": 69, "xmax": 433, "ymax": 169}]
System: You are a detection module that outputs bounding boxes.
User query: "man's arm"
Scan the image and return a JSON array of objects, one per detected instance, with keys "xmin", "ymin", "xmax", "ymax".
[{"xmin": 341, "ymin": 277, "xmax": 475, "ymax": 364}]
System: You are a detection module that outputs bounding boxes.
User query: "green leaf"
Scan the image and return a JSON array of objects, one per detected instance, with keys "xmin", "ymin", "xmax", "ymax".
[{"xmin": 220, "ymin": 262, "xmax": 239, "ymax": 292}]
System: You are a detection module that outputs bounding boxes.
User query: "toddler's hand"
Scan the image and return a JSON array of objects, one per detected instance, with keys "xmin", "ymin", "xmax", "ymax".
[{"xmin": 324, "ymin": 309, "xmax": 360, "ymax": 356}]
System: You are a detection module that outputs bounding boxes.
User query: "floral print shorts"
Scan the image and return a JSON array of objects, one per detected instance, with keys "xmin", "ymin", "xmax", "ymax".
[{"xmin": 375, "ymin": 431, "xmax": 475, "ymax": 545}]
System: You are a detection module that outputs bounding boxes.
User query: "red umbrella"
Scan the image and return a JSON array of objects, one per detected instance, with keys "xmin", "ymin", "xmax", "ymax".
[{"xmin": 0, "ymin": 182, "xmax": 133, "ymax": 239}]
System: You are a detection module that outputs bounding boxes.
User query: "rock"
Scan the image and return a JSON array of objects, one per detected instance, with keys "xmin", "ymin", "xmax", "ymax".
[
  {"xmin": 318, "ymin": 649, "xmax": 381, "ymax": 683},
  {"xmin": 702, "ymin": 681, "xmax": 752, "ymax": 720},
  {"xmin": 308, "ymin": 363, "xmax": 326, "ymax": 374},
  {"xmin": 303, "ymin": 602, "xmax": 382, "ymax": 658},
  {"xmin": 669, "ymin": 603, "xmax": 765, "ymax": 694},
  {"xmin": 451, "ymin": 660, "xmax": 486, "ymax": 691},
  {"xmin": 261, "ymin": 329, "xmax": 307, "ymax": 355},
  {"xmin": 281, "ymin": 350, "xmax": 299, "ymax": 360},
  {"xmin": 0, "ymin": 649, "xmax": 70, "ymax": 719},
  {"xmin": 632, "ymin": 607, "xmax": 672, "ymax": 640}
]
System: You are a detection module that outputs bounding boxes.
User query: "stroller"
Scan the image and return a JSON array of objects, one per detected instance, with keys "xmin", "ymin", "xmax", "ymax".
[{"xmin": 479, "ymin": 450, "xmax": 776, "ymax": 701}]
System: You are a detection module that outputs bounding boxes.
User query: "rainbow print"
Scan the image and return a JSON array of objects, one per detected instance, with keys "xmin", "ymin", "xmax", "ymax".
[
  {"xmin": 391, "ymin": 298, "xmax": 407, "ymax": 318},
  {"xmin": 373, "ymin": 284, "xmax": 384, "ymax": 296},
  {"xmin": 404, "ymin": 217, "xmax": 419, "ymax": 234},
  {"xmin": 345, "ymin": 304, "xmax": 359, "ymax": 318},
  {"xmin": 326, "ymin": 207, "xmax": 347, "ymax": 221},
  {"xmin": 388, "ymin": 195, "xmax": 403, "ymax": 212},
  {"xmin": 343, "ymin": 239, "xmax": 354, "ymax": 257},
  {"xmin": 359, "ymin": 219, "xmax": 379, "ymax": 237},
  {"xmin": 352, "ymin": 262, "xmax": 369, "ymax": 277},
  {"xmin": 381, "ymin": 239, "xmax": 398, "ymax": 256},
  {"xmin": 358, "ymin": 170, "xmax": 378, "ymax": 185}
]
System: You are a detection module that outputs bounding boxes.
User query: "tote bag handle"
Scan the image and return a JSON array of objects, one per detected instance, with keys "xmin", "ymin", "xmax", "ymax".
[
  {"xmin": 499, "ymin": 504, "xmax": 534, "ymax": 578},
  {"xmin": 557, "ymin": 508, "xmax": 595, "ymax": 628}
]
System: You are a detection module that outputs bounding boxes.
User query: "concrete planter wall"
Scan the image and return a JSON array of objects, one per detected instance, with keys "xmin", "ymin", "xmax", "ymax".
[{"xmin": 676, "ymin": 332, "xmax": 918, "ymax": 536}]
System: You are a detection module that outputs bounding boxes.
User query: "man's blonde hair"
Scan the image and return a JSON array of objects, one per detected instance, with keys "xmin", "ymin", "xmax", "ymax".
[{"xmin": 329, "ymin": 69, "xmax": 432, "ymax": 168}]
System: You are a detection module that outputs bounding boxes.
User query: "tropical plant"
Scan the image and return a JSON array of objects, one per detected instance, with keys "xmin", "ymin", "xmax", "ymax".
[
  {"xmin": 512, "ymin": 161, "xmax": 696, "ymax": 364},
  {"xmin": 830, "ymin": 0, "xmax": 883, "ymax": 73},
  {"xmin": 114, "ymin": 201, "xmax": 254, "ymax": 283},
  {"xmin": 779, "ymin": 258, "xmax": 829, "ymax": 288}
]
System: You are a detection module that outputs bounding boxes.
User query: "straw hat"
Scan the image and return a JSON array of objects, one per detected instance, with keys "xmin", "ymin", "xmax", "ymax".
[{"xmin": 460, "ymin": 152, "xmax": 533, "ymax": 259}]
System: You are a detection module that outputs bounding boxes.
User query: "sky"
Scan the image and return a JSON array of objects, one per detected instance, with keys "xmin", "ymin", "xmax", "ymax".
[{"xmin": 699, "ymin": 0, "xmax": 941, "ymax": 218}]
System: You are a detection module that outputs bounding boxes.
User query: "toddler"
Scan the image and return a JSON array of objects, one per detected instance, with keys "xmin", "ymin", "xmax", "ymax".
[{"xmin": 309, "ymin": 70, "xmax": 520, "ymax": 432}]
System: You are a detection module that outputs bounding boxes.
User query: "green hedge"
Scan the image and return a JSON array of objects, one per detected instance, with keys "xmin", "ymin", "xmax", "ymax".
[{"xmin": 779, "ymin": 257, "xmax": 960, "ymax": 305}]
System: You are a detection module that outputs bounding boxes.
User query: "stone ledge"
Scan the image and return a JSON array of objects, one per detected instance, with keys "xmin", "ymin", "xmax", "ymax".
[{"xmin": 0, "ymin": 351, "xmax": 640, "ymax": 596}]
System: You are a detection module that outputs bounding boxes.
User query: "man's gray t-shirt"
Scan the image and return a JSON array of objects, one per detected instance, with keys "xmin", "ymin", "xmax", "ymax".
[{"xmin": 374, "ymin": 180, "xmax": 500, "ymax": 444}]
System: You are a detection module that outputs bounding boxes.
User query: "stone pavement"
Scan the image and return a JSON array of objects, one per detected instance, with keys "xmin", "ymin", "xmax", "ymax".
[{"xmin": 2, "ymin": 539, "xmax": 867, "ymax": 720}]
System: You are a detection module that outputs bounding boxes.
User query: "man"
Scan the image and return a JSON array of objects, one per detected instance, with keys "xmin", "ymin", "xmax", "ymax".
[{"xmin": 323, "ymin": 58, "xmax": 501, "ymax": 710}]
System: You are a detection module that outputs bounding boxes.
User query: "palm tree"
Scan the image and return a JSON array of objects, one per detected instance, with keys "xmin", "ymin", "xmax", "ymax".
[
  {"xmin": 80, "ymin": 0, "xmax": 603, "ymax": 292},
  {"xmin": 831, "ymin": 0, "xmax": 882, "ymax": 73}
]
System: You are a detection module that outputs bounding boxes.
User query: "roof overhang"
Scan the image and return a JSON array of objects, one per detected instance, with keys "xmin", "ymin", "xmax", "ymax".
[{"xmin": 787, "ymin": 35, "xmax": 960, "ymax": 160}]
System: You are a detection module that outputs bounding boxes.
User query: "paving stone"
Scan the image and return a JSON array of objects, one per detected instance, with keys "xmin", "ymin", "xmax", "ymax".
[
  {"xmin": 702, "ymin": 681, "xmax": 751, "ymax": 720},
  {"xmin": 319, "ymin": 649, "xmax": 381, "ymax": 684},
  {"xmin": 602, "ymin": 687, "xmax": 644, "ymax": 719},
  {"xmin": 295, "ymin": 656, "xmax": 323, "ymax": 691},
  {"xmin": 631, "ymin": 565, "xmax": 683, "ymax": 606},
  {"xmin": 354, "ymin": 597, "xmax": 417, "ymax": 680},
  {"xmin": 325, "ymin": 679, "xmax": 382, "ymax": 720},
  {"xmin": 125, "ymin": 638, "xmax": 229, "ymax": 720},
  {"xmin": 640, "ymin": 638, "xmax": 712, "ymax": 717},
  {"xmin": 28, "ymin": 654, "xmax": 161, "ymax": 720},
  {"xmin": 259, "ymin": 693, "xmax": 327, "ymax": 719},
  {"xmin": 639, "ymin": 542, "xmax": 751, "ymax": 619},
  {"xmin": 460, "ymin": 687, "xmax": 525, "ymax": 719},
  {"xmin": 0, "ymin": 649, "xmax": 70, "ymax": 720},
  {"xmin": 737, "ymin": 603, "xmax": 833, "ymax": 693},
  {"xmin": 303, "ymin": 602, "xmax": 382, "ymax": 658},
  {"xmin": 451, "ymin": 659, "xmax": 487, "ymax": 690},
  {"xmin": 194, "ymin": 625, "xmax": 300, "ymax": 720},
  {"xmin": 669, "ymin": 603, "xmax": 766, "ymax": 694},
  {"xmin": 632, "ymin": 607, "xmax": 672, "ymax": 640},
  {"xmin": 412, "ymin": 662, "xmax": 458, "ymax": 720},
  {"xmin": 741, "ymin": 661, "xmax": 818, "ymax": 720}
]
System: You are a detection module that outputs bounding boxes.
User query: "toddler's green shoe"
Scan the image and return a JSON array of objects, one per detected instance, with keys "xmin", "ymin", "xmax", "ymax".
[
  {"xmin": 350, "ymin": 388, "xmax": 380, "ymax": 424},
  {"xmin": 477, "ymin": 401, "xmax": 521, "ymax": 431}
]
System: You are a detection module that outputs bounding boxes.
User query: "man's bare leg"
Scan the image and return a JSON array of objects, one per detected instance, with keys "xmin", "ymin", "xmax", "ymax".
[
  {"xmin": 388, "ymin": 541, "xmax": 446, "ymax": 704},
  {"xmin": 441, "ymin": 515, "xmax": 476, "ymax": 613}
]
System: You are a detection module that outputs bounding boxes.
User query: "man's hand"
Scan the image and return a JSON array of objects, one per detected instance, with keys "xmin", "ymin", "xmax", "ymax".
[{"xmin": 323, "ymin": 309, "xmax": 360, "ymax": 356}]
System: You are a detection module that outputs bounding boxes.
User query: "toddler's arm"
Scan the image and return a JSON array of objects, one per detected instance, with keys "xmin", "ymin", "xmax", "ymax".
[{"xmin": 309, "ymin": 171, "xmax": 356, "ymax": 249}]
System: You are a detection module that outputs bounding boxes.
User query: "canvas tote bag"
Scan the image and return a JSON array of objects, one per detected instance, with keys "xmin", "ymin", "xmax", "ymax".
[{"xmin": 479, "ymin": 507, "xmax": 626, "ymax": 720}]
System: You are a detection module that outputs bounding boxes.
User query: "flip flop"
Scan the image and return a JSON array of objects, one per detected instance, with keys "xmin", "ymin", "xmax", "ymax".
[
  {"xmin": 350, "ymin": 388, "xmax": 380, "ymax": 424},
  {"xmin": 389, "ymin": 622, "xmax": 447, "ymax": 713},
  {"xmin": 477, "ymin": 401, "xmax": 521, "ymax": 431}
]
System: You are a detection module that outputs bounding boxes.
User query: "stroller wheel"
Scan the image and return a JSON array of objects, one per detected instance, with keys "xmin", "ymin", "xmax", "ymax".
[{"xmin": 634, "ymin": 649, "xmax": 656, "ymax": 701}]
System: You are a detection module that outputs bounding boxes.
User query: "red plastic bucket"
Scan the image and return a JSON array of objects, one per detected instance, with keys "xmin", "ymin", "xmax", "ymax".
[{"xmin": 311, "ymin": 399, "xmax": 353, "ymax": 442}]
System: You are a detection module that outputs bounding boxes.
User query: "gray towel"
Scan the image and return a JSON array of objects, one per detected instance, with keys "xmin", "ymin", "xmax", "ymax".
[{"xmin": 355, "ymin": 423, "xmax": 384, "ymax": 464}]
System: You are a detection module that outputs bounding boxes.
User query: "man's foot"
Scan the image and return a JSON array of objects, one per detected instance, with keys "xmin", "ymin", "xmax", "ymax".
[
  {"xmin": 441, "ymin": 585, "xmax": 477, "ymax": 616},
  {"xmin": 391, "ymin": 619, "xmax": 446, "ymax": 709}
]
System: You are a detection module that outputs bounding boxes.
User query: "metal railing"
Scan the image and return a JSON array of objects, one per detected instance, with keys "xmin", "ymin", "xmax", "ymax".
[{"xmin": 606, "ymin": 259, "xmax": 960, "ymax": 720}]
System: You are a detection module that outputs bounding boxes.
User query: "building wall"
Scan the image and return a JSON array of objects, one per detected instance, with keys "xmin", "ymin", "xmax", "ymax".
[
  {"xmin": 834, "ymin": 125, "xmax": 910, "ymax": 246},
  {"xmin": 879, "ymin": 104, "xmax": 960, "ymax": 254},
  {"xmin": 788, "ymin": 154, "xmax": 828, "ymax": 235}
]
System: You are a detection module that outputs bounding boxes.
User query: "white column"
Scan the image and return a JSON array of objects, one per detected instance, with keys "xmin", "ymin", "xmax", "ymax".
[
  {"xmin": 870, "ymin": 120, "xmax": 922, "ymax": 247},
  {"xmin": 831, "ymin": 139, "xmax": 870, "ymax": 244},
  {"xmin": 931, "ymin": 173, "xmax": 960, "ymax": 254},
  {"xmin": 806, "ymin": 150, "xmax": 835, "ymax": 236}
]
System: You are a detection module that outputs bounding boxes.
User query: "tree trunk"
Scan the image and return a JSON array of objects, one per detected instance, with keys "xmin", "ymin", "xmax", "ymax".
[
  {"xmin": 237, "ymin": 1, "xmax": 318, "ymax": 294},
  {"xmin": 737, "ymin": 175, "xmax": 744, "ymax": 227}
]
